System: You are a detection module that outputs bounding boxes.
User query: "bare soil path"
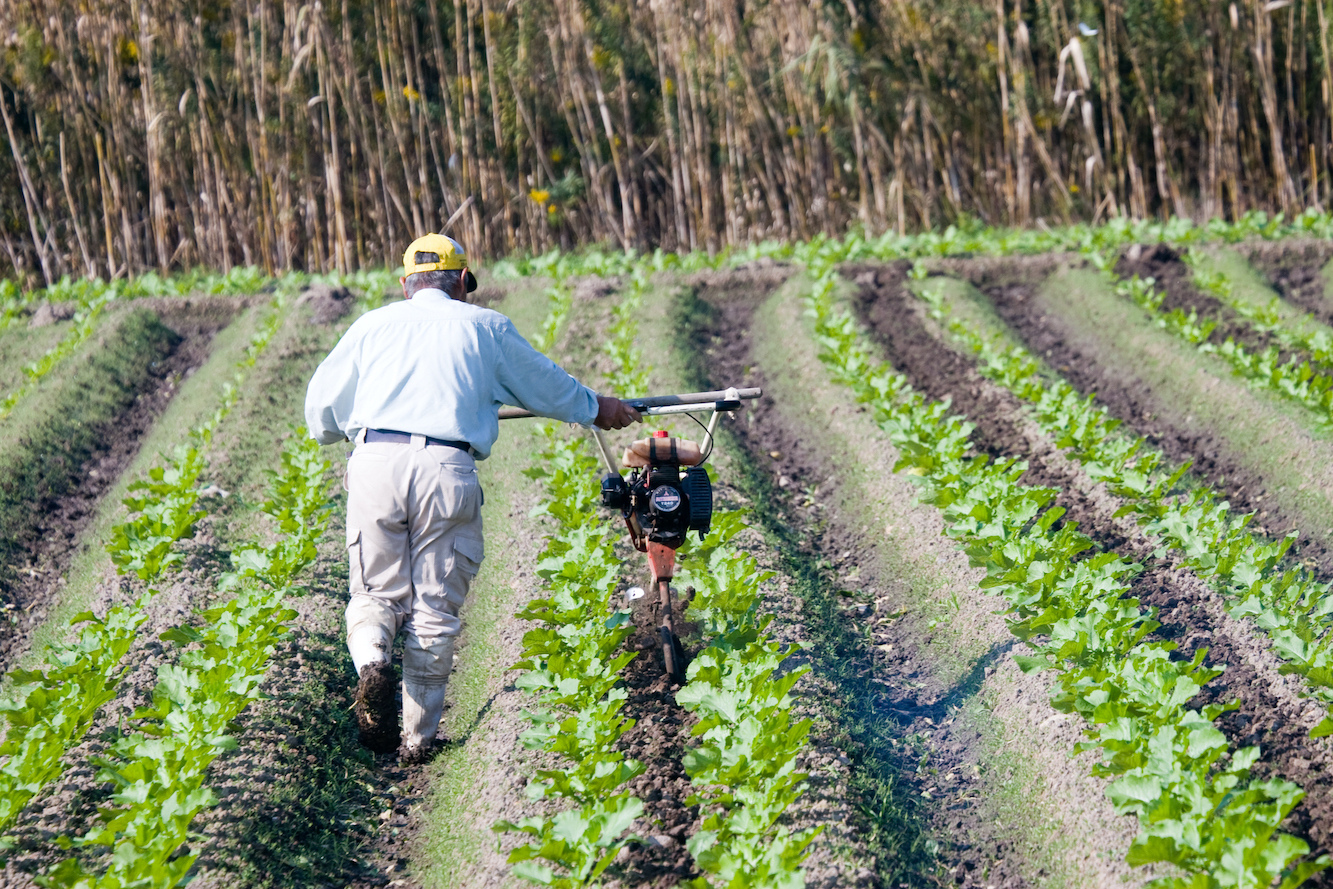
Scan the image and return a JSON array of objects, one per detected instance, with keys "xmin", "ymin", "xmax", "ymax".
[{"xmin": 1242, "ymin": 239, "xmax": 1333, "ymax": 325}]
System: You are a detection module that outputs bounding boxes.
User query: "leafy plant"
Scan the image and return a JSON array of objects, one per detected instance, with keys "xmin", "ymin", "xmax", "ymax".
[
  {"xmin": 494, "ymin": 279, "xmax": 644, "ymax": 887},
  {"xmin": 40, "ymin": 435, "xmax": 333, "ymax": 889},
  {"xmin": 805, "ymin": 265, "xmax": 1328, "ymax": 888}
]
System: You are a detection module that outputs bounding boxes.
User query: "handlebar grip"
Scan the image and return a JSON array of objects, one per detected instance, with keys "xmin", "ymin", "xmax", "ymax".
[{"xmin": 498, "ymin": 387, "xmax": 761, "ymax": 421}]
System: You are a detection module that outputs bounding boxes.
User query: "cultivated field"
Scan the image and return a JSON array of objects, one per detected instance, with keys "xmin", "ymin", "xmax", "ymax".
[{"xmin": 5, "ymin": 212, "xmax": 1333, "ymax": 889}]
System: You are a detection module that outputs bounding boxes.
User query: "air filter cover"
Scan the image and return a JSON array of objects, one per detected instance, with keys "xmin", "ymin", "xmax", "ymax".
[{"xmin": 681, "ymin": 466, "xmax": 712, "ymax": 538}]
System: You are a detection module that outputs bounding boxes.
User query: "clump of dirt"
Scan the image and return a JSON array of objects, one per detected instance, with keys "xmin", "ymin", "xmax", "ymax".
[
  {"xmin": 471, "ymin": 285, "xmax": 504, "ymax": 307},
  {"xmin": 298, "ymin": 282, "xmax": 356, "ymax": 325},
  {"xmin": 0, "ymin": 297, "xmax": 244, "ymax": 673},
  {"xmin": 28, "ymin": 301, "xmax": 77, "ymax": 328},
  {"xmin": 353, "ymin": 662, "xmax": 400, "ymax": 753},
  {"xmin": 575, "ymin": 275, "xmax": 622, "ymax": 302},
  {"xmin": 852, "ymin": 261, "xmax": 1333, "ymax": 878}
]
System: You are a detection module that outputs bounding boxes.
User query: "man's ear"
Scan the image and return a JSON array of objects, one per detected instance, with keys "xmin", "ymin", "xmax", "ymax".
[{"xmin": 400, "ymin": 276, "xmax": 410, "ymax": 299}]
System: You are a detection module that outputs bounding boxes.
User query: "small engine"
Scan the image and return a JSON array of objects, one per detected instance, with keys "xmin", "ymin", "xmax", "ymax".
[
  {"xmin": 601, "ymin": 445, "xmax": 712, "ymax": 548},
  {"xmin": 500, "ymin": 386, "xmax": 758, "ymax": 685}
]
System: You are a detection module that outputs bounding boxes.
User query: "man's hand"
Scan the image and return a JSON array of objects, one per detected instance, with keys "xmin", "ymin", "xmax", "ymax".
[{"xmin": 594, "ymin": 396, "xmax": 643, "ymax": 430}]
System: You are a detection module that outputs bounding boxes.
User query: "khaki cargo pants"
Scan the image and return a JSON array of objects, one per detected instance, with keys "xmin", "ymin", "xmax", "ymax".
[{"xmin": 344, "ymin": 433, "xmax": 484, "ymax": 745}]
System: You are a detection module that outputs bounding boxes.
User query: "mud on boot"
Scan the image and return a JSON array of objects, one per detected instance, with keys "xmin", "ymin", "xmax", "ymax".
[
  {"xmin": 354, "ymin": 661, "xmax": 399, "ymax": 753},
  {"xmin": 398, "ymin": 738, "xmax": 445, "ymax": 767}
]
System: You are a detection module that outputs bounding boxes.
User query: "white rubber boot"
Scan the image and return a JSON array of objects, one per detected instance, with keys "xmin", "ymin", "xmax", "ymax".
[
  {"xmin": 400, "ymin": 636, "xmax": 455, "ymax": 762},
  {"xmin": 346, "ymin": 597, "xmax": 396, "ymax": 673}
]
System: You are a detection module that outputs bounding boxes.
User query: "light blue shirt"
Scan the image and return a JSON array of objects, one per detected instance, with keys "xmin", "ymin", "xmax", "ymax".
[{"xmin": 304, "ymin": 289, "xmax": 599, "ymax": 458}]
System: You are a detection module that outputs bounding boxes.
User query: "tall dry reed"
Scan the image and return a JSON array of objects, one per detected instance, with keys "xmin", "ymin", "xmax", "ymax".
[{"xmin": 0, "ymin": 0, "xmax": 1328, "ymax": 283}]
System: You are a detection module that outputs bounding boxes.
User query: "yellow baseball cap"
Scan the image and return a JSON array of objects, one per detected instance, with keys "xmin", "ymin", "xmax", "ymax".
[{"xmin": 403, "ymin": 233, "xmax": 477, "ymax": 291}]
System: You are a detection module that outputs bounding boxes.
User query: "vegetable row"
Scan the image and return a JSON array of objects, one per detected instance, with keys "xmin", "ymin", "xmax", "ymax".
[
  {"xmin": 0, "ymin": 295, "xmax": 289, "ymax": 846},
  {"xmin": 738, "ymin": 206, "xmax": 1333, "ymax": 272},
  {"xmin": 43, "ymin": 435, "xmax": 333, "ymax": 888},
  {"xmin": 493, "ymin": 421, "xmax": 647, "ymax": 887},
  {"xmin": 805, "ymin": 265, "xmax": 1328, "ymax": 888},
  {"xmin": 496, "ymin": 269, "xmax": 817, "ymax": 888},
  {"xmin": 912, "ymin": 270, "xmax": 1333, "ymax": 737},
  {"xmin": 493, "ymin": 281, "xmax": 647, "ymax": 886}
]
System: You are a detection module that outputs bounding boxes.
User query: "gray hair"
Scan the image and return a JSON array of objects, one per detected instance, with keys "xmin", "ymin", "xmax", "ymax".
[{"xmin": 404, "ymin": 253, "xmax": 463, "ymax": 297}]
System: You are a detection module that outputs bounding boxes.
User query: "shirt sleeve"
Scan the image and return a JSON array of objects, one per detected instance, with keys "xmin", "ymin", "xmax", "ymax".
[
  {"xmin": 493, "ymin": 319, "xmax": 600, "ymax": 425},
  {"xmin": 304, "ymin": 325, "xmax": 362, "ymax": 444}
]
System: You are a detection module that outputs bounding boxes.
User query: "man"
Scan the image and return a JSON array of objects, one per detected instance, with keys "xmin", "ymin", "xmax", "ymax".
[{"xmin": 304, "ymin": 233, "xmax": 641, "ymax": 764}]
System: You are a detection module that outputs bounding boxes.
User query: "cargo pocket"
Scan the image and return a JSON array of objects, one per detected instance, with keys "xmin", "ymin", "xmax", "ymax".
[
  {"xmin": 347, "ymin": 528, "xmax": 366, "ymax": 596},
  {"xmin": 453, "ymin": 533, "xmax": 485, "ymax": 579},
  {"xmin": 441, "ymin": 532, "xmax": 485, "ymax": 614}
]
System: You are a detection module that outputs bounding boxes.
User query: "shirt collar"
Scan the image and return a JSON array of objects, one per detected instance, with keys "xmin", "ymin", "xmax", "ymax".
[{"xmin": 411, "ymin": 288, "xmax": 453, "ymax": 303}]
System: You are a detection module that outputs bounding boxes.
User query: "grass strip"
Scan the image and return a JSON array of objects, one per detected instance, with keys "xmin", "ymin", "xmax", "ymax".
[
  {"xmin": 806, "ymin": 266, "xmax": 1328, "ymax": 888},
  {"xmin": 911, "ymin": 269, "xmax": 1333, "ymax": 737}
]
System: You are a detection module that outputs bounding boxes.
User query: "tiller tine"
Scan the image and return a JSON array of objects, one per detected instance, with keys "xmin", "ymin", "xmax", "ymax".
[{"xmin": 647, "ymin": 541, "xmax": 685, "ymax": 684}]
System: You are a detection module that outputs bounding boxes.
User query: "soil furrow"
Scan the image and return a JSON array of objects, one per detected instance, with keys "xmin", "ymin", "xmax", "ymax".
[
  {"xmin": 685, "ymin": 268, "xmax": 1140, "ymax": 889},
  {"xmin": 0, "ymin": 298, "xmax": 244, "ymax": 673},
  {"xmin": 851, "ymin": 262, "xmax": 1333, "ymax": 877},
  {"xmin": 616, "ymin": 582, "xmax": 702, "ymax": 886},
  {"xmin": 952, "ymin": 257, "xmax": 1333, "ymax": 577},
  {"xmin": 1241, "ymin": 240, "xmax": 1333, "ymax": 325}
]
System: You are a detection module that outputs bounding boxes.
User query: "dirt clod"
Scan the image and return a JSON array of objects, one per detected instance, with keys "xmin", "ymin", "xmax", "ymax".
[
  {"xmin": 298, "ymin": 283, "xmax": 355, "ymax": 324},
  {"xmin": 28, "ymin": 301, "xmax": 77, "ymax": 328},
  {"xmin": 355, "ymin": 661, "xmax": 400, "ymax": 754}
]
